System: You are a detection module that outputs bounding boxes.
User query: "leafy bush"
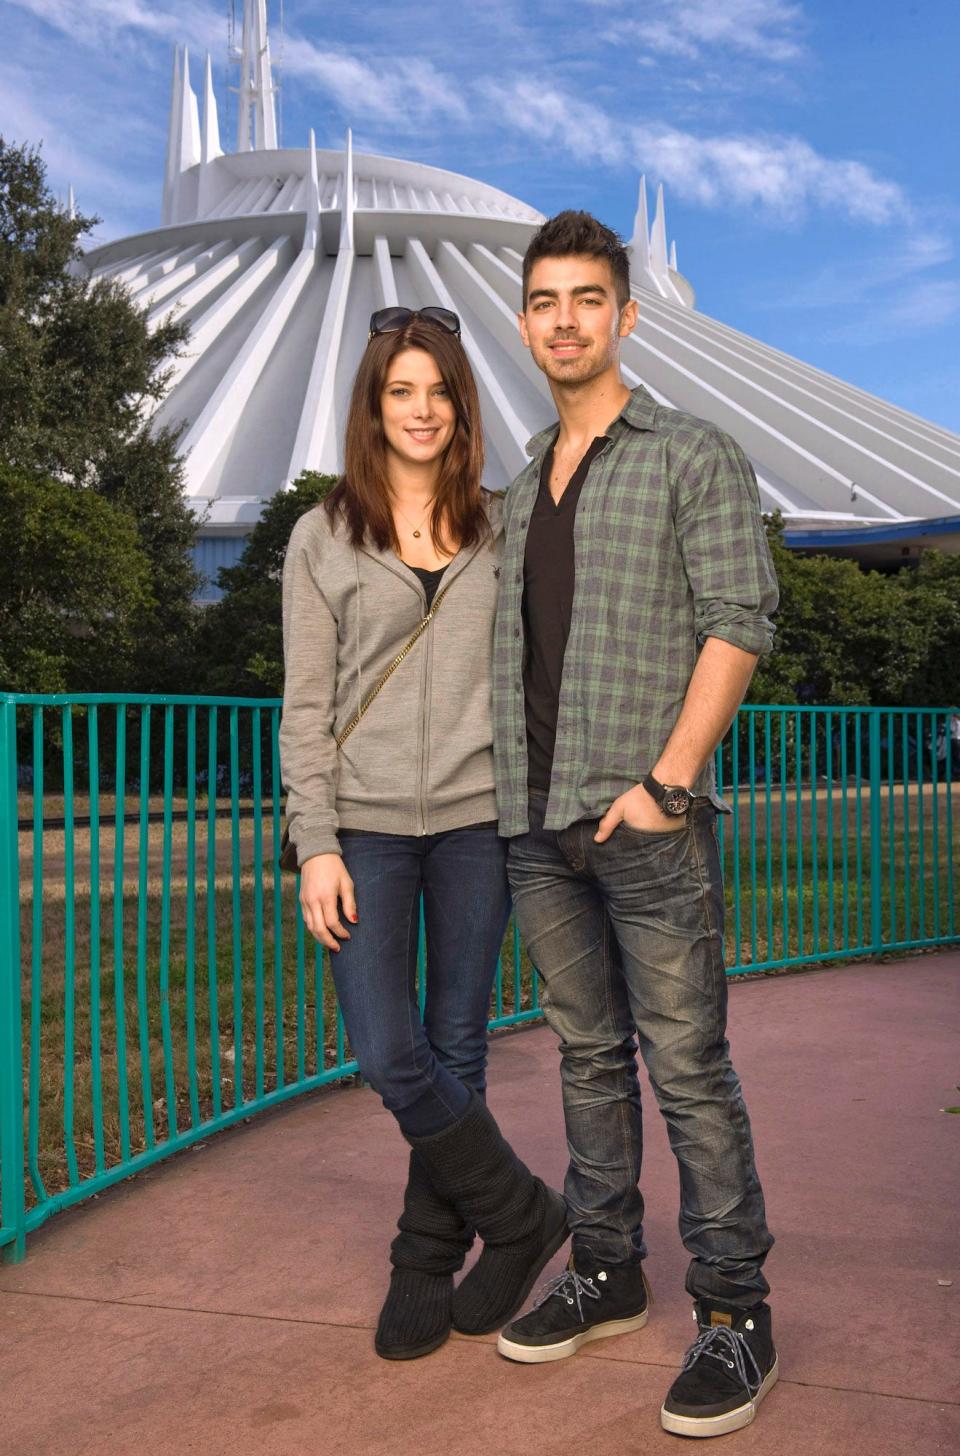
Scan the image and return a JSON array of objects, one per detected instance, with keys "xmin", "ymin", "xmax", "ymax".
[{"xmin": 194, "ymin": 471, "xmax": 338, "ymax": 697}]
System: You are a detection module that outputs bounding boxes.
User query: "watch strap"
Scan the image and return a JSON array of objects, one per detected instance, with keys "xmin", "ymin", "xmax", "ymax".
[
  {"xmin": 642, "ymin": 771, "xmax": 691, "ymax": 814},
  {"xmin": 642, "ymin": 771, "xmax": 664, "ymax": 802}
]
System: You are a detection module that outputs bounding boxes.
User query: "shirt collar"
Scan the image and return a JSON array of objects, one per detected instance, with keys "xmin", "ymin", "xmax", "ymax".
[{"xmin": 524, "ymin": 383, "xmax": 659, "ymax": 458}]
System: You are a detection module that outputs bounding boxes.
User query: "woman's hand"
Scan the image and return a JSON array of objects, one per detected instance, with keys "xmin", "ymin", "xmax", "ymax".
[{"xmin": 299, "ymin": 853, "xmax": 357, "ymax": 951}]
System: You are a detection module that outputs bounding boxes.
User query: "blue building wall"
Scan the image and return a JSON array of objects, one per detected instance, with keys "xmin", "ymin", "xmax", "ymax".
[
  {"xmin": 193, "ymin": 536, "xmax": 250, "ymax": 602},
  {"xmin": 191, "ymin": 514, "xmax": 959, "ymax": 603}
]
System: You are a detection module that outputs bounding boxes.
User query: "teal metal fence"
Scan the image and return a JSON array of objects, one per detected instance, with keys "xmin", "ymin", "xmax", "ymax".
[{"xmin": 2, "ymin": 694, "xmax": 958, "ymax": 1263}]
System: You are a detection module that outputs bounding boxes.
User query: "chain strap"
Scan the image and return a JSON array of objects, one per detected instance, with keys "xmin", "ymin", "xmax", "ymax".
[
  {"xmin": 279, "ymin": 577, "xmax": 453, "ymax": 873},
  {"xmin": 335, "ymin": 578, "xmax": 453, "ymax": 749}
]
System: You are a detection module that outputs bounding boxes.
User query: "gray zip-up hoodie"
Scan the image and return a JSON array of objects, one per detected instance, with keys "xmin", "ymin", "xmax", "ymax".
[{"xmin": 279, "ymin": 492, "xmax": 504, "ymax": 863}]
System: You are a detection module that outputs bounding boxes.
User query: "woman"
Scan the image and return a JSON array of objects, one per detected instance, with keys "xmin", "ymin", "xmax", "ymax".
[{"xmin": 279, "ymin": 306, "xmax": 567, "ymax": 1361}]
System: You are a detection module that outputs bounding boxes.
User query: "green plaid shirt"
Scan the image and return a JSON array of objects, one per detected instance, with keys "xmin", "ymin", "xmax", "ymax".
[{"xmin": 493, "ymin": 385, "xmax": 779, "ymax": 836}]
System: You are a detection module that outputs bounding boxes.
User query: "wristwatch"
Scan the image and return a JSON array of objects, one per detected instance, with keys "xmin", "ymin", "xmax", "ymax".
[{"xmin": 642, "ymin": 772, "xmax": 692, "ymax": 818}]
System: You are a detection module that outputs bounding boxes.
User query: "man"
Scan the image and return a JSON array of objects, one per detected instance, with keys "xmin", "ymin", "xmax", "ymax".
[{"xmin": 492, "ymin": 211, "xmax": 779, "ymax": 1439}]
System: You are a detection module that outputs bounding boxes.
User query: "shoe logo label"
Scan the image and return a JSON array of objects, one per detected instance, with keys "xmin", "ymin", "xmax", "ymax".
[{"xmin": 710, "ymin": 1311, "xmax": 733, "ymax": 1327}]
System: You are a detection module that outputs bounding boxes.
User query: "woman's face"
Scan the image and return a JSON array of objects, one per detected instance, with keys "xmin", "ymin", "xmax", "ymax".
[{"xmin": 380, "ymin": 347, "xmax": 456, "ymax": 474}]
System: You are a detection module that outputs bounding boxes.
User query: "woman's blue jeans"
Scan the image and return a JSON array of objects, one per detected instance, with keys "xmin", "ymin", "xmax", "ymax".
[{"xmin": 330, "ymin": 824, "xmax": 511, "ymax": 1137}]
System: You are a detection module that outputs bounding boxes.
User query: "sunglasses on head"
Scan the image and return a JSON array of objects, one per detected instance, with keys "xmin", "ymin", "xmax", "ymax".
[{"xmin": 368, "ymin": 306, "xmax": 462, "ymax": 340}]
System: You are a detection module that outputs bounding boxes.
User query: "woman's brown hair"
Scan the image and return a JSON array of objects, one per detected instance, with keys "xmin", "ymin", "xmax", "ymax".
[{"xmin": 324, "ymin": 318, "xmax": 487, "ymax": 553}]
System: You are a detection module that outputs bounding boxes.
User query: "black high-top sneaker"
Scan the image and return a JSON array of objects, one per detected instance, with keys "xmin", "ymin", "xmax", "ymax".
[
  {"xmin": 496, "ymin": 1252, "xmax": 651, "ymax": 1364},
  {"xmin": 661, "ymin": 1299, "xmax": 778, "ymax": 1438}
]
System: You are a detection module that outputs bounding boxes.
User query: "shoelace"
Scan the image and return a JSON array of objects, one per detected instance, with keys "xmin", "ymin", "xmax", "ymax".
[
  {"xmin": 532, "ymin": 1269, "xmax": 602, "ymax": 1322},
  {"xmin": 681, "ymin": 1324, "xmax": 764, "ymax": 1395}
]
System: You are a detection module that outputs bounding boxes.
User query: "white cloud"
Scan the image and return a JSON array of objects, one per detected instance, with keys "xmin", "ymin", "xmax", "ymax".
[
  {"xmin": 774, "ymin": 230, "xmax": 959, "ymax": 346},
  {"xmin": 0, "ymin": 0, "xmax": 915, "ymax": 236},
  {"xmin": 7, "ymin": 2, "xmax": 470, "ymax": 132},
  {"xmin": 778, "ymin": 232, "xmax": 954, "ymax": 311},
  {"xmin": 825, "ymin": 277, "xmax": 960, "ymax": 345},
  {"xmin": 596, "ymin": 0, "xmax": 807, "ymax": 63},
  {"xmin": 281, "ymin": 36, "xmax": 470, "ymax": 128},
  {"xmin": 887, "ymin": 279, "xmax": 960, "ymax": 330},
  {"xmin": 4, "ymin": 0, "xmax": 222, "ymax": 50},
  {"xmin": 0, "ymin": 59, "xmax": 158, "ymax": 227},
  {"xmin": 484, "ymin": 80, "xmax": 905, "ymax": 225},
  {"xmin": 477, "ymin": 82, "xmax": 628, "ymax": 167},
  {"xmin": 634, "ymin": 127, "xmax": 903, "ymax": 224}
]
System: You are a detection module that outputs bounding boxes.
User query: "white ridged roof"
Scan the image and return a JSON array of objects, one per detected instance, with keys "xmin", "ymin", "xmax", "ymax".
[
  {"xmin": 186, "ymin": 148, "xmax": 542, "ymax": 227},
  {"xmin": 79, "ymin": 20, "xmax": 960, "ymax": 540}
]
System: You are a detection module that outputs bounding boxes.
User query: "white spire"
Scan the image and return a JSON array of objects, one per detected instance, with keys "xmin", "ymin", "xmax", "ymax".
[
  {"xmin": 255, "ymin": 4, "xmax": 278, "ymax": 149},
  {"xmin": 184, "ymin": 49, "xmax": 202, "ymax": 168},
  {"xmin": 161, "ymin": 44, "xmax": 201, "ymax": 225},
  {"xmin": 201, "ymin": 52, "xmax": 222, "ymax": 164},
  {"xmin": 197, "ymin": 52, "xmax": 223, "ymax": 216},
  {"xmin": 651, "ymin": 182, "xmax": 669, "ymax": 282},
  {"xmin": 67, "ymin": 185, "xmax": 76, "ymax": 220},
  {"xmin": 236, "ymin": 0, "xmax": 278, "ymax": 152},
  {"xmin": 630, "ymin": 175, "xmax": 651, "ymax": 274},
  {"xmin": 161, "ymin": 45, "xmax": 183, "ymax": 225},
  {"xmin": 340, "ymin": 128, "xmax": 355, "ymax": 252},
  {"xmin": 303, "ymin": 128, "xmax": 320, "ymax": 252}
]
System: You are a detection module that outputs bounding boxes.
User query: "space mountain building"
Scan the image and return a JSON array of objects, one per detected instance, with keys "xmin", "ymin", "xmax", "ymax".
[{"xmin": 78, "ymin": 1, "xmax": 960, "ymax": 596}]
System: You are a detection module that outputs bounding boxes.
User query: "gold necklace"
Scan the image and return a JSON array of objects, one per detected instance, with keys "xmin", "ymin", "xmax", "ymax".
[{"xmin": 394, "ymin": 499, "xmax": 435, "ymax": 539}]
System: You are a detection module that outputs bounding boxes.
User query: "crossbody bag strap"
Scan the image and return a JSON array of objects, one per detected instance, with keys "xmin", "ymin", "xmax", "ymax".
[
  {"xmin": 278, "ymin": 577, "xmax": 453, "ymax": 873},
  {"xmin": 335, "ymin": 577, "xmax": 453, "ymax": 749}
]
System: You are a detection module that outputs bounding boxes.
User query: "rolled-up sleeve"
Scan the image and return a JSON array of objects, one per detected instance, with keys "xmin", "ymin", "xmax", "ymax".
[
  {"xmin": 674, "ymin": 429, "xmax": 779, "ymax": 656},
  {"xmin": 278, "ymin": 513, "xmax": 342, "ymax": 862}
]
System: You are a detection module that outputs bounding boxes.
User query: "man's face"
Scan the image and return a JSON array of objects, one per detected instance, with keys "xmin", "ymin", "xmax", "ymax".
[{"xmin": 518, "ymin": 254, "xmax": 637, "ymax": 386}]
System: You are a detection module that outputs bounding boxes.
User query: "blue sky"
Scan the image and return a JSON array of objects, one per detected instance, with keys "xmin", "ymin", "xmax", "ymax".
[{"xmin": 2, "ymin": 0, "xmax": 958, "ymax": 431}]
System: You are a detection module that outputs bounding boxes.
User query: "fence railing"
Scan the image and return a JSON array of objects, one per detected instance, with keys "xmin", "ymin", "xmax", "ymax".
[{"xmin": 2, "ymin": 694, "xmax": 958, "ymax": 1263}]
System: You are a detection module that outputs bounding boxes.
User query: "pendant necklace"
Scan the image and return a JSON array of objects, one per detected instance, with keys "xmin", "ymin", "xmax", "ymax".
[{"xmin": 395, "ymin": 499, "xmax": 434, "ymax": 539}]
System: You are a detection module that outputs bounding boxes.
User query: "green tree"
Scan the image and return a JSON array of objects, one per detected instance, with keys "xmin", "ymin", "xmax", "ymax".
[
  {"xmin": 195, "ymin": 471, "xmax": 339, "ymax": 696},
  {"xmin": 896, "ymin": 551, "xmax": 960, "ymax": 706},
  {"xmin": 749, "ymin": 516, "xmax": 948, "ymax": 707},
  {"xmin": 95, "ymin": 426, "xmax": 201, "ymax": 689},
  {"xmin": 0, "ymin": 465, "xmax": 152, "ymax": 692},
  {"xmin": 201, "ymin": 502, "xmax": 960, "ymax": 707},
  {"xmin": 0, "ymin": 137, "xmax": 198, "ymax": 690}
]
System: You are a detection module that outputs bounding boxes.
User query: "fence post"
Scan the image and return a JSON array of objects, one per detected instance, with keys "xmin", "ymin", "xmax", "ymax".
[
  {"xmin": 0, "ymin": 698, "xmax": 26, "ymax": 1262},
  {"xmin": 868, "ymin": 710, "xmax": 883, "ymax": 953}
]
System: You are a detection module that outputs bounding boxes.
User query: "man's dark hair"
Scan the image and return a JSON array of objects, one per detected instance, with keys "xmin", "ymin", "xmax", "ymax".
[{"xmin": 522, "ymin": 210, "xmax": 631, "ymax": 311}]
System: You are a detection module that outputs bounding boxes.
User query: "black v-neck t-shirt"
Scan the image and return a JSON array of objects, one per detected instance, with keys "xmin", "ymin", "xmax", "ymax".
[
  {"xmin": 522, "ymin": 435, "xmax": 608, "ymax": 792},
  {"xmin": 409, "ymin": 562, "xmax": 447, "ymax": 610}
]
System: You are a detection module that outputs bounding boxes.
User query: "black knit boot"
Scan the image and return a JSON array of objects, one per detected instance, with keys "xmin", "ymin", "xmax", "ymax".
[
  {"xmin": 405, "ymin": 1093, "xmax": 569, "ymax": 1337},
  {"xmin": 374, "ymin": 1150, "xmax": 475, "ymax": 1360}
]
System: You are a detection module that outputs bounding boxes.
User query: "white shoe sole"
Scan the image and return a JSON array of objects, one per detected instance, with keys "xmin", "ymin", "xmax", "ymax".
[
  {"xmin": 497, "ymin": 1308, "xmax": 650, "ymax": 1364},
  {"xmin": 660, "ymin": 1356, "xmax": 780, "ymax": 1438}
]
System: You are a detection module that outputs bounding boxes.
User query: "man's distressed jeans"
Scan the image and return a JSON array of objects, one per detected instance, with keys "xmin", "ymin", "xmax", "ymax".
[{"xmin": 507, "ymin": 792, "xmax": 773, "ymax": 1307}]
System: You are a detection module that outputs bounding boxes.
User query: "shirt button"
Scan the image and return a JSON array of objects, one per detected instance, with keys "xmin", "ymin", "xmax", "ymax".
[
  {"xmin": 515, "ymin": 572, "xmax": 522, "ymax": 584},
  {"xmin": 516, "ymin": 734, "xmax": 523, "ymax": 745},
  {"xmin": 515, "ymin": 681, "xmax": 522, "ymax": 692},
  {"xmin": 514, "ymin": 627, "xmax": 520, "ymax": 638}
]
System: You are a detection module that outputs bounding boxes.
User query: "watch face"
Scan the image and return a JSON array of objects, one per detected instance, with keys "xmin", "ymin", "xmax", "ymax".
[{"xmin": 663, "ymin": 787, "xmax": 691, "ymax": 816}]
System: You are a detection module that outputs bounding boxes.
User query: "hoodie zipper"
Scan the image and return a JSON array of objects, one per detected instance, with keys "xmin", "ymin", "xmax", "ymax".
[
  {"xmin": 417, "ymin": 620, "xmax": 430, "ymax": 835},
  {"xmin": 357, "ymin": 539, "xmax": 484, "ymax": 836}
]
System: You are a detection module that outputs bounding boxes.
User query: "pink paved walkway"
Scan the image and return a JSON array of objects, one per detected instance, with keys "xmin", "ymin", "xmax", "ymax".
[{"xmin": 2, "ymin": 954, "xmax": 958, "ymax": 1455}]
